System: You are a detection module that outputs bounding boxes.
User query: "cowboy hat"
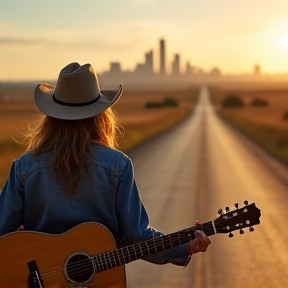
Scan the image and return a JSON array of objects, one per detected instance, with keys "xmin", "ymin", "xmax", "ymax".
[{"xmin": 34, "ymin": 62, "xmax": 123, "ymax": 120}]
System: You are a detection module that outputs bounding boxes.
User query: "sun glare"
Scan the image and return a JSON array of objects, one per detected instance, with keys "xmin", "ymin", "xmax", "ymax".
[{"xmin": 278, "ymin": 36, "xmax": 288, "ymax": 48}]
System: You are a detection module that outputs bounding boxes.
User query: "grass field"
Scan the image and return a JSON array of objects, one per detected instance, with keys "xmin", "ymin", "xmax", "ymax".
[
  {"xmin": 0, "ymin": 86, "xmax": 199, "ymax": 187},
  {"xmin": 209, "ymin": 82, "xmax": 288, "ymax": 167},
  {"xmin": 2, "ymin": 82, "xmax": 288, "ymax": 188}
]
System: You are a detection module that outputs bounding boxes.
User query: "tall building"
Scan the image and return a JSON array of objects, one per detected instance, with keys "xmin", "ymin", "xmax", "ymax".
[
  {"xmin": 135, "ymin": 50, "xmax": 154, "ymax": 75},
  {"xmin": 145, "ymin": 50, "xmax": 153, "ymax": 74},
  {"xmin": 172, "ymin": 54, "xmax": 180, "ymax": 75},
  {"xmin": 160, "ymin": 39, "xmax": 166, "ymax": 75},
  {"xmin": 254, "ymin": 64, "xmax": 261, "ymax": 75},
  {"xmin": 185, "ymin": 61, "xmax": 192, "ymax": 74},
  {"xmin": 109, "ymin": 62, "xmax": 121, "ymax": 74}
]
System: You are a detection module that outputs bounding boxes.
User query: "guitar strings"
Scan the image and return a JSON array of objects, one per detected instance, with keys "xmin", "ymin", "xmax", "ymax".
[
  {"xmin": 40, "ymin": 233, "xmax": 190, "ymax": 278},
  {"xmin": 39, "ymin": 223, "xmax": 214, "ymax": 280},
  {"xmin": 46, "ymin": 223, "xmax": 213, "ymax": 278}
]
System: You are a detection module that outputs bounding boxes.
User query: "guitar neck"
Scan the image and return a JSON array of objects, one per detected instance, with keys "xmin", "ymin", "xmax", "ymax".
[
  {"xmin": 91, "ymin": 202, "xmax": 261, "ymax": 273},
  {"xmin": 93, "ymin": 221, "xmax": 215, "ymax": 273}
]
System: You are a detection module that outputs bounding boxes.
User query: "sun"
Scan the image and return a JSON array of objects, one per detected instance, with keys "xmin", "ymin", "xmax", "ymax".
[{"xmin": 278, "ymin": 36, "xmax": 288, "ymax": 48}]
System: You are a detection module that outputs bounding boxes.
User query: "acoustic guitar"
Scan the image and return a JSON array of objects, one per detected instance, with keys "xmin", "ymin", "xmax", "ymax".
[{"xmin": 0, "ymin": 201, "xmax": 261, "ymax": 288}]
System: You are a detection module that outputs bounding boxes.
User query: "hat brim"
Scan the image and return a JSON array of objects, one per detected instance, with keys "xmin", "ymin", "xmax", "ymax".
[{"xmin": 34, "ymin": 84, "xmax": 123, "ymax": 120}]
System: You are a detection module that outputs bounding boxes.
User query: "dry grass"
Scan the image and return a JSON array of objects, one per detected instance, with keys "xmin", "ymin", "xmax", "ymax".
[
  {"xmin": 1, "ymin": 101, "xmax": 39, "ymax": 185},
  {"xmin": 209, "ymin": 83, "xmax": 288, "ymax": 166},
  {"xmin": 0, "ymin": 86, "xmax": 199, "ymax": 187},
  {"xmin": 114, "ymin": 89, "xmax": 198, "ymax": 151}
]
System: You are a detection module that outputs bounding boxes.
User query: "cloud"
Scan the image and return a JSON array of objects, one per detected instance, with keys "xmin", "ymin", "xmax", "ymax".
[
  {"xmin": 0, "ymin": 18, "xmax": 170, "ymax": 49},
  {"xmin": 0, "ymin": 35, "xmax": 141, "ymax": 53},
  {"xmin": 0, "ymin": 37, "xmax": 45, "ymax": 45}
]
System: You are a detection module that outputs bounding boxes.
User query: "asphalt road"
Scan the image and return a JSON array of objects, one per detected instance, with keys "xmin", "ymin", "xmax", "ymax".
[{"xmin": 125, "ymin": 87, "xmax": 288, "ymax": 288}]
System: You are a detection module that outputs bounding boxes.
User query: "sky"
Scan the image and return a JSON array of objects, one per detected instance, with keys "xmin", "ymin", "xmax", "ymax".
[{"xmin": 1, "ymin": 0, "xmax": 288, "ymax": 81}]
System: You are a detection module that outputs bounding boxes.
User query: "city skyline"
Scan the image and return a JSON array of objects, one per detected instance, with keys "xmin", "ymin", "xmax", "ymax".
[
  {"xmin": 97, "ymin": 37, "xmax": 288, "ymax": 88},
  {"xmin": 106, "ymin": 38, "xmax": 191, "ymax": 75},
  {"xmin": 102, "ymin": 38, "xmax": 262, "ymax": 77}
]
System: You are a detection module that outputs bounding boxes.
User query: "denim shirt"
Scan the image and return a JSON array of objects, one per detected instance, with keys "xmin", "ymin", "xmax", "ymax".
[{"xmin": 0, "ymin": 144, "xmax": 190, "ymax": 266}]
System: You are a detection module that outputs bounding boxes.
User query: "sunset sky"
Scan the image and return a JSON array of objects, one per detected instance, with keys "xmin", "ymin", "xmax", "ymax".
[{"xmin": 1, "ymin": 0, "xmax": 288, "ymax": 80}]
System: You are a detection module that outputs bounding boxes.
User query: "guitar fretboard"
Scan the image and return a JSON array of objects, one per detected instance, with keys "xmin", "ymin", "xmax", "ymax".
[{"xmin": 93, "ymin": 221, "xmax": 215, "ymax": 273}]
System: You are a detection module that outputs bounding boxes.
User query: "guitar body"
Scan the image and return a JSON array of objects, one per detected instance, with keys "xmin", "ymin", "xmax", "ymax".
[{"xmin": 0, "ymin": 222, "xmax": 126, "ymax": 288}]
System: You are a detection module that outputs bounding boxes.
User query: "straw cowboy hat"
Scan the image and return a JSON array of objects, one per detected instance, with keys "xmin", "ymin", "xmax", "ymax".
[{"xmin": 34, "ymin": 62, "xmax": 123, "ymax": 120}]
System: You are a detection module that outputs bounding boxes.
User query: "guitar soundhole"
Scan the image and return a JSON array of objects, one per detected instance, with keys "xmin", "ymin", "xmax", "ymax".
[{"xmin": 65, "ymin": 252, "xmax": 94, "ymax": 284}]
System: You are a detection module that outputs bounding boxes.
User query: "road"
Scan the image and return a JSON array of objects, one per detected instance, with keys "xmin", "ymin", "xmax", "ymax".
[{"xmin": 125, "ymin": 87, "xmax": 288, "ymax": 288}]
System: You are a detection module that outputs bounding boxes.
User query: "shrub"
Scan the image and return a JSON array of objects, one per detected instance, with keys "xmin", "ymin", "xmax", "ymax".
[
  {"xmin": 250, "ymin": 98, "xmax": 269, "ymax": 107},
  {"xmin": 163, "ymin": 97, "xmax": 178, "ymax": 107},
  {"xmin": 145, "ymin": 97, "xmax": 178, "ymax": 109},
  {"xmin": 283, "ymin": 111, "xmax": 288, "ymax": 120},
  {"xmin": 222, "ymin": 95, "xmax": 244, "ymax": 108},
  {"xmin": 145, "ymin": 102, "xmax": 163, "ymax": 108}
]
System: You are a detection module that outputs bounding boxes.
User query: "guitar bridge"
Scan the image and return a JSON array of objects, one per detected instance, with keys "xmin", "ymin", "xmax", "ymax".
[{"xmin": 27, "ymin": 260, "xmax": 44, "ymax": 288}]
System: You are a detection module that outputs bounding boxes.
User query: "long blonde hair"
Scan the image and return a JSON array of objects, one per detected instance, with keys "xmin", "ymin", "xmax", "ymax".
[{"xmin": 23, "ymin": 108, "xmax": 122, "ymax": 193}]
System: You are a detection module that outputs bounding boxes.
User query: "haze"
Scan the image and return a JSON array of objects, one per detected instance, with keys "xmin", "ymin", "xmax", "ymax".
[{"xmin": 1, "ymin": 0, "xmax": 288, "ymax": 81}]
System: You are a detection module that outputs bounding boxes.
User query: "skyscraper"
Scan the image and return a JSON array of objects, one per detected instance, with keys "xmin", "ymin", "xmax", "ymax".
[
  {"xmin": 254, "ymin": 64, "xmax": 261, "ymax": 75},
  {"xmin": 109, "ymin": 62, "xmax": 121, "ymax": 74},
  {"xmin": 160, "ymin": 39, "xmax": 166, "ymax": 75},
  {"xmin": 172, "ymin": 54, "xmax": 180, "ymax": 75},
  {"xmin": 145, "ymin": 50, "xmax": 153, "ymax": 74}
]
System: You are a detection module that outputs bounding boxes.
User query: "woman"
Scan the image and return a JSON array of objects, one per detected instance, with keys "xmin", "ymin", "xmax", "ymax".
[{"xmin": 0, "ymin": 62, "xmax": 211, "ymax": 272}]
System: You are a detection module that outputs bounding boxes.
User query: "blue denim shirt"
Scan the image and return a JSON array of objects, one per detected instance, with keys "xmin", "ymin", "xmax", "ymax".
[{"xmin": 0, "ymin": 144, "xmax": 190, "ymax": 266}]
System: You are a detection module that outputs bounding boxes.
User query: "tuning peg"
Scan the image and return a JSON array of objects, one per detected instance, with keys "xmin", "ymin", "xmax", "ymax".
[
  {"xmin": 240, "ymin": 229, "xmax": 244, "ymax": 234},
  {"xmin": 234, "ymin": 203, "xmax": 239, "ymax": 209},
  {"xmin": 244, "ymin": 200, "xmax": 248, "ymax": 206},
  {"xmin": 218, "ymin": 209, "xmax": 223, "ymax": 215},
  {"xmin": 225, "ymin": 207, "xmax": 230, "ymax": 212},
  {"xmin": 249, "ymin": 226, "xmax": 254, "ymax": 232},
  {"xmin": 228, "ymin": 232, "xmax": 234, "ymax": 238}
]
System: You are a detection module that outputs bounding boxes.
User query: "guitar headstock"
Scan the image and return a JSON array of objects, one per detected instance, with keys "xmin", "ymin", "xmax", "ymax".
[{"xmin": 214, "ymin": 201, "xmax": 261, "ymax": 237}]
